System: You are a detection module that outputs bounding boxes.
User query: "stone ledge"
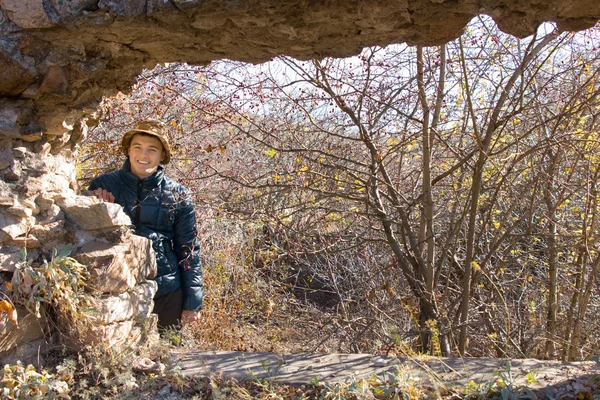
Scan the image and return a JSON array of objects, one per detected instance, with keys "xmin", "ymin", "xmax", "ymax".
[{"xmin": 175, "ymin": 350, "xmax": 600, "ymax": 389}]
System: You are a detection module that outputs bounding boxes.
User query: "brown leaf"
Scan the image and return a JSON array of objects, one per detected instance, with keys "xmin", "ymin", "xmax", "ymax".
[
  {"xmin": 0, "ymin": 299, "xmax": 11, "ymax": 312},
  {"xmin": 0, "ymin": 300, "xmax": 18, "ymax": 326}
]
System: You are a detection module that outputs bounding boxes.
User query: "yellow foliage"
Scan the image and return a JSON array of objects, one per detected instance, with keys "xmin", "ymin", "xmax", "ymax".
[{"xmin": 265, "ymin": 148, "xmax": 277, "ymax": 157}]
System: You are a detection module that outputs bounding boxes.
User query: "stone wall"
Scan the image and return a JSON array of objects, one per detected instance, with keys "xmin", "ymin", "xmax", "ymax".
[{"xmin": 0, "ymin": 193, "xmax": 158, "ymax": 366}]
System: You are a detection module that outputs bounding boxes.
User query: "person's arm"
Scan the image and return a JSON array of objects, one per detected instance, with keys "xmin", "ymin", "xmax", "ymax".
[{"xmin": 172, "ymin": 186, "xmax": 203, "ymax": 324}]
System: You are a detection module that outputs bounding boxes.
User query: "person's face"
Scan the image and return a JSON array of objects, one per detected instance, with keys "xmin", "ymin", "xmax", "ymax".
[{"xmin": 127, "ymin": 134, "xmax": 166, "ymax": 179}]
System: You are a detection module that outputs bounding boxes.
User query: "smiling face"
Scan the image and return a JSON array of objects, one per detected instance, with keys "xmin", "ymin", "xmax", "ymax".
[{"xmin": 127, "ymin": 133, "xmax": 166, "ymax": 179}]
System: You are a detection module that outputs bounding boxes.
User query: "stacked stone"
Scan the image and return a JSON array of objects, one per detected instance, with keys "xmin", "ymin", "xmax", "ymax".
[
  {"xmin": 65, "ymin": 195, "xmax": 159, "ymax": 350},
  {"xmin": 0, "ymin": 187, "xmax": 159, "ymax": 365}
]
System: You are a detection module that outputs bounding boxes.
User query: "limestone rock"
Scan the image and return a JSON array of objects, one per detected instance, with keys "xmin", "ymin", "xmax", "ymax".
[
  {"xmin": 0, "ymin": 213, "xmax": 34, "ymax": 240},
  {"xmin": 129, "ymin": 234, "xmax": 158, "ymax": 280},
  {"xmin": 7, "ymin": 234, "xmax": 41, "ymax": 249},
  {"xmin": 0, "ymin": 248, "xmax": 21, "ymax": 272},
  {"xmin": 93, "ymin": 280, "xmax": 157, "ymax": 324},
  {"xmin": 38, "ymin": 66, "xmax": 69, "ymax": 95},
  {"xmin": 0, "ymin": 307, "xmax": 44, "ymax": 355},
  {"xmin": 75, "ymin": 241, "xmax": 136, "ymax": 294},
  {"xmin": 4, "ymin": 162, "xmax": 21, "ymax": 181},
  {"xmin": 0, "ymin": 107, "xmax": 22, "ymax": 140},
  {"xmin": 0, "ymin": 197, "xmax": 14, "ymax": 207},
  {"xmin": 21, "ymin": 132, "xmax": 42, "ymax": 142},
  {"xmin": 81, "ymin": 319, "xmax": 152, "ymax": 349},
  {"xmin": 0, "ymin": 50, "xmax": 35, "ymax": 97},
  {"xmin": 22, "ymin": 152, "xmax": 48, "ymax": 174},
  {"xmin": 0, "ymin": 339, "xmax": 46, "ymax": 368},
  {"xmin": 34, "ymin": 193, "xmax": 54, "ymax": 211},
  {"xmin": 21, "ymin": 198, "xmax": 39, "ymax": 215},
  {"xmin": 0, "ymin": 0, "xmax": 55, "ymax": 29},
  {"xmin": 29, "ymin": 219, "xmax": 65, "ymax": 242},
  {"xmin": 134, "ymin": 280, "xmax": 158, "ymax": 320},
  {"xmin": 93, "ymin": 291, "xmax": 137, "ymax": 324},
  {"xmin": 57, "ymin": 194, "xmax": 131, "ymax": 231},
  {"xmin": 83, "ymin": 320, "xmax": 135, "ymax": 348},
  {"xmin": 43, "ymin": 204, "xmax": 63, "ymax": 222},
  {"xmin": 7, "ymin": 205, "xmax": 32, "ymax": 218},
  {"xmin": 74, "ymin": 234, "xmax": 156, "ymax": 294},
  {"xmin": 12, "ymin": 147, "xmax": 25, "ymax": 158}
]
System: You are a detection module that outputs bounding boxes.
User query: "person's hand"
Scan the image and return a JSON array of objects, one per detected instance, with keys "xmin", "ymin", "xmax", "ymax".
[
  {"xmin": 93, "ymin": 188, "xmax": 115, "ymax": 203},
  {"xmin": 181, "ymin": 309, "xmax": 201, "ymax": 327}
]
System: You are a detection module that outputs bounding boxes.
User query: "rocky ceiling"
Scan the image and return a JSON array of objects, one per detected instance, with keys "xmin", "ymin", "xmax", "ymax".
[{"xmin": 1, "ymin": 0, "xmax": 599, "ymax": 139}]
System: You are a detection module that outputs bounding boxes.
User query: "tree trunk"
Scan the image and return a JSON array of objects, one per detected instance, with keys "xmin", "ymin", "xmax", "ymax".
[{"xmin": 543, "ymin": 149, "xmax": 559, "ymax": 359}]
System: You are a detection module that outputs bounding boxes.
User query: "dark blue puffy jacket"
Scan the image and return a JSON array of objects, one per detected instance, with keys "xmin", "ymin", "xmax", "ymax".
[{"xmin": 89, "ymin": 160, "xmax": 203, "ymax": 311}]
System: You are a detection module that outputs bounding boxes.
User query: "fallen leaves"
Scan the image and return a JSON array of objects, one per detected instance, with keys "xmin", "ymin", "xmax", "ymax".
[{"xmin": 0, "ymin": 299, "xmax": 18, "ymax": 326}]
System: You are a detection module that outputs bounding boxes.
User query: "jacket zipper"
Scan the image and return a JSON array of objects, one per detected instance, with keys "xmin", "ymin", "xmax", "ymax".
[{"xmin": 135, "ymin": 179, "xmax": 142, "ymax": 232}]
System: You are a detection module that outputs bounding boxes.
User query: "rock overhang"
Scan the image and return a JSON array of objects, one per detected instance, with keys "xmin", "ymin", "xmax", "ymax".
[
  {"xmin": 0, "ymin": 0, "xmax": 600, "ymax": 134},
  {"xmin": 0, "ymin": 0, "xmax": 599, "ymax": 144}
]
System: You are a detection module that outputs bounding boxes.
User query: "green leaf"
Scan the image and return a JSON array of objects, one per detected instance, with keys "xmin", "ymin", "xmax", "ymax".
[{"xmin": 56, "ymin": 245, "xmax": 73, "ymax": 259}]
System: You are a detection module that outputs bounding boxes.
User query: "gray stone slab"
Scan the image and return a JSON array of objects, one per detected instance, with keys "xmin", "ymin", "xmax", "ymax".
[{"xmin": 175, "ymin": 350, "xmax": 600, "ymax": 389}]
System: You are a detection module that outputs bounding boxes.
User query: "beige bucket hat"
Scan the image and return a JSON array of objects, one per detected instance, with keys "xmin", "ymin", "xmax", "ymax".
[{"xmin": 121, "ymin": 119, "xmax": 171, "ymax": 164}]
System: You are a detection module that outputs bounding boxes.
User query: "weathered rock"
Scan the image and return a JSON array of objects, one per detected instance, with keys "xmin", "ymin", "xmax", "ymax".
[
  {"xmin": 0, "ymin": 197, "xmax": 14, "ymax": 207},
  {"xmin": 76, "ymin": 240, "xmax": 136, "ymax": 293},
  {"xmin": 135, "ymin": 280, "xmax": 158, "ymax": 320},
  {"xmin": 22, "ymin": 152, "xmax": 48, "ymax": 174},
  {"xmin": 12, "ymin": 147, "xmax": 26, "ymax": 158},
  {"xmin": 28, "ymin": 219, "xmax": 64, "ymax": 242},
  {"xmin": 57, "ymin": 194, "xmax": 131, "ymax": 231},
  {"xmin": 7, "ymin": 234, "xmax": 41, "ymax": 249},
  {"xmin": 0, "ymin": 50, "xmax": 35, "ymax": 97},
  {"xmin": 38, "ymin": 66, "xmax": 69, "ymax": 95},
  {"xmin": 21, "ymin": 198, "xmax": 39, "ymax": 215},
  {"xmin": 21, "ymin": 132, "xmax": 42, "ymax": 142},
  {"xmin": 43, "ymin": 204, "xmax": 63, "ymax": 222},
  {"xmin": 129, "ymin": 234, "xmax": 158, "ymax": 280},
  {"xmin": 0, "ymin": 307, "xmax": 44, "ymax": 355},
  {"xmin": 75, "ymin": 234, "xmax": 156, "ymax": 294},
  {"xmin": 0, "ymin": 0, "xmax": 55, "ymax": 29},
  {"xmin": 34, "ymin": 193, "xmax": 54, "ymax": 211},
  {"xmin": 93, "ymin": 280, "xmax": 158, "ymax": 324},
  {"xmin": 2, "ymin": 160, "xmax": 20, "ymax": 182},
  {"xmin": 84, "ymin": 320, "xmax": 135, "ymax": 348},
  {"xmin": 81, "ymin": 319, "xmax": 153, "ymax": 349},
  {"xmin": 0, "ymin": 248, "xmax": 21, "ymax": 272},
  {"xmin": 0, "ymin": 339, "xmax": 46, "ymax": 368},
  {"xmin": 0, "ymin": 139, "xmax": 15, "ymax": 173},
  {"xmin": 0, "ymin": 213, "xmax": 34, "ymax": 240},
  {"xmin": 7, "ymin": 205, "xmax": 32, "ymax": 218},
  {"xmin": 94, "ymin": 291, "xmax": 138, "ymax": 324}
]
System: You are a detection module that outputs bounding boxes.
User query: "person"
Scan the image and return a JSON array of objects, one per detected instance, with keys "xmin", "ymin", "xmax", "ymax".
[{"xmin": 89, "ymin": 119, "xmax": 203, "ymax": 329}]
